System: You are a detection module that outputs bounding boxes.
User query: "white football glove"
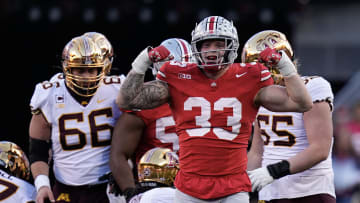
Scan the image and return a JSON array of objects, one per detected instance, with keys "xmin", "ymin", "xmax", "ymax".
[
  {"xmin": 247, "ymin": 167, "xmax": 274, "ymax": 192},
  {"xmin": 131, "ymin": 47, "xmax": 152, "ymax": 74},
  {"xmin": 277, "ymin": 50, "xmax": 297, "ymax": 77}
]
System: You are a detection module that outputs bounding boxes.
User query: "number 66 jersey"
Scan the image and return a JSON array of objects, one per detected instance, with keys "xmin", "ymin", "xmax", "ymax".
[{"xmin": 30, "ymin": 73, "xmax": 125, "ymax": 186}]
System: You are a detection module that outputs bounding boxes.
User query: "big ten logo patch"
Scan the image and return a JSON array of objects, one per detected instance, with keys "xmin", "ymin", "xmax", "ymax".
[{"xmin": 178, "ymin": 73, "xmax": 191, "ymax": 80}]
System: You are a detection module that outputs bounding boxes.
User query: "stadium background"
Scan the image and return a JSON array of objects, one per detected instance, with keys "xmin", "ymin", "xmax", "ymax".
[{"xmin": 2, "ymin": 0, "xmax": 360, "ymax": 200}]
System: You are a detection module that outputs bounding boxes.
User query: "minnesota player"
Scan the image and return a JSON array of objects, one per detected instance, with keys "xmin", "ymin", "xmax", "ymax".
[
  {"xmin": 129, "ymin": 147, "xmax": 179, "ymax": 203},
  {"xmin": 245, "ymin": 30, "xmax": 336, "ymax": 203},
  {"xmin": 29, "ymin": 33, "xmax": 125, "ymax": 203},
  {"xmin": 117, "ymin": 16, "xmax": 312, "ymax": 202},
  {"xmin": 0, "ymin": 141, "xmax": 36, "ymax": 203},
  {"xmin": 110, "ymin": 38, "xmax": 193, "ymax": 202}
]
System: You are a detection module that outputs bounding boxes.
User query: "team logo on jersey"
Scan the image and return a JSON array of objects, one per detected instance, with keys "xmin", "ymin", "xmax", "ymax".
[
  {"xmin": 178, "ymin": 73, "xmax": 192, "ymax": 80},
  {"xmin": 56, "ymin": 193, "xmax": 70, "ymax": 202},
  {"xmin": 236, "ymin": 72, "xmax": 247, "ymax": 78},
  {"xmin": 55, "ymin": 94, "xmax": 65, "ymax": 103},
  {"xmin": 97, "ymin": 98, "xmax": 106, "ymax": 104}
]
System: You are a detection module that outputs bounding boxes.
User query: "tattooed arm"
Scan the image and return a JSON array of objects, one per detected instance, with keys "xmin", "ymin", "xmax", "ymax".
[{"xmin": 117, "ymin": 69, "xmax": 169, "ymax": 110}]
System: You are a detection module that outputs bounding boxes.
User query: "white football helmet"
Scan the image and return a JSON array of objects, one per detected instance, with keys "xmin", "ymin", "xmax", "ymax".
[
  {"xmin": 152, "ymin": 38, "xmax": 194, "ymax": 77},
  {"xmin": 191, "ymin": 16, "xmax": 239, "ymax": 71}
]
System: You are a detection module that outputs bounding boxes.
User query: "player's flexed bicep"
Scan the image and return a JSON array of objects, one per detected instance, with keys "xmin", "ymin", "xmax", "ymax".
[
  {"xmin": 117, "ymin": 45, "xmax": 173, "ymax": 110},
  {"xmin": 117, "ymin": 70, "xmax": 170, "ymax": 110}
]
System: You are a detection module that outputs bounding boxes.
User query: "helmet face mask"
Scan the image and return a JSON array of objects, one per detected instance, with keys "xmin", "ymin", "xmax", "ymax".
[
  {"xmin": 137, "ymin": 147, "xmax": 179, "ymax": 186},
  {"xmin": 241, "ymin": 30, "xmax": 294, "ymax": 84},
  {"xmin": 62, "ymin": 35, "xmax": 108, "ymax": 97},
  {"xmin": 152, "ymin": 38, "xmax": 194, "ymax": 77},
  {"xmin": 0, "ymin": 141, "xmax": 30, "ymax": 181},
  {"xmin": 191, "ymin": 16, "xmax": 239, "ymax": 72}
]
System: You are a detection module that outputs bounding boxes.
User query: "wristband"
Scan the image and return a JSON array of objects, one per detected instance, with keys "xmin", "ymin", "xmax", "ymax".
[
  {"xmin": 34, "ymin": 175, "xmax": 51, "ymax": 192},
  {"xmin": 266, "ymin": 160, "xmax": 290, "ymax": 179},
  {"xmin": 132, "ymin": 47, "xmax": 152, "ymax": 74},
  {"xmin": 277, "ymin": 50, "xmax": 297, "ymax": 77}
]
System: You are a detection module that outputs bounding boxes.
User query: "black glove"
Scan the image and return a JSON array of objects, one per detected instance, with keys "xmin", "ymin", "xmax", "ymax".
[
  {"xmin": 123, "ymin": 187, "xmax": 140, "ymax": 203},
  {"xmin": 99, "ymin": 172, "xmax": 121, "ymax": 196}
]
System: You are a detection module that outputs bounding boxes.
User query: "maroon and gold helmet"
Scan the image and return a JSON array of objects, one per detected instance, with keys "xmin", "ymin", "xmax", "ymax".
[
  {"xmin": 241, "ymin": 30, "xmax": 294, "ymax": 84},
  {"xmin": 62, "ymin": 35, "xmax": 107, "ymax": 97},
  {"xmin": 137, "ymin": 147, "xmax": 179, "ymax": 186},
  {"xmin": 82, "ymin": 32, "xmax": 114, "ymax": 75},
  {"xmin": 0, "ymin": 141, "xmax": 30, "ymax": 181}
]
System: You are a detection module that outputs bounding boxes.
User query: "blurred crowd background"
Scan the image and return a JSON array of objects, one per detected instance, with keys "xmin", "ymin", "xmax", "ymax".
[{"xmin": 2, "ymin": 0, "xmax": 360, "ymax": 202}]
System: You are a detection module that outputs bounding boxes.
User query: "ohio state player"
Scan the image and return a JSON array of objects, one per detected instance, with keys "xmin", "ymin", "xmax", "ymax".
[
  {"xmin": 110, "ymin": 38, "xmax": 193, "ymax": 202},
  {"xmin": 117, "ymin": 16, "xmax": 312, "ymax": 203}
]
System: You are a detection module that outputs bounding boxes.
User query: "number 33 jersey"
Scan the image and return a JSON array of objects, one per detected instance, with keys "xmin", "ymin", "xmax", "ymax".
[
  {"xmin": 30, "ymin": 73, "xmax": 125, "ymax": 185},
  {"xmin": 257, "ymin": 76, "xmax": 335, "ymax": 200},
  {"xmin": 157, "ymin": 61, "xmax": 273, "ymax": 199}
]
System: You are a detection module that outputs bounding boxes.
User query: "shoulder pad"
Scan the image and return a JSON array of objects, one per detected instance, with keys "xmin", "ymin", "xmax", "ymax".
[
  {"xmin": 303, "ymin": 76, "xmax": 334, "ymax": 104},
  {"xmin": 30, "ymin": 80, "xmax": 63, "ymax": 113}
]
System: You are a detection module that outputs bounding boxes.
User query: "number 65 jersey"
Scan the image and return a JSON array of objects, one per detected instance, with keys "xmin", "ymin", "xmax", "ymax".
[
  {"xmin": 257, "ymin": 76, "xmax": 335, "ymax": 200},
  {"xmin": 30, "ymin": 74, "xmax": 125, "ymax": 186}
]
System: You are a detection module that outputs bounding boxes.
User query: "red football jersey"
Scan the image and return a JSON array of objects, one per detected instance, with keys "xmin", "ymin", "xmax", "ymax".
[
  {"xmin": 134, "ymin": 103, "xmax": 178, "ymax": 164},
  {"xmin": 157, "ymin": 61, "xmax": 273, "ymax": 199}
]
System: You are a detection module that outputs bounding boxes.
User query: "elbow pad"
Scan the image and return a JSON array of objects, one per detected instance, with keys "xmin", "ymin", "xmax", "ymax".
[{"xmin": 29, "ymin": 138, "xmax": 50, "ymax": 164}]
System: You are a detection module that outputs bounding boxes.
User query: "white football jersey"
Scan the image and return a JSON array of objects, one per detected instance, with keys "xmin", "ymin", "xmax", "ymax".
[
  {"xmin": 30, "ymin": 74, "xmax": 125, "ymax": 185},
  {"xmin": 0, "ymin": 169, "xmax": 36, "ymax": 202},
  {"xmin": 257, "ymin": 76, "xmax": 336, "ymax": 200}
]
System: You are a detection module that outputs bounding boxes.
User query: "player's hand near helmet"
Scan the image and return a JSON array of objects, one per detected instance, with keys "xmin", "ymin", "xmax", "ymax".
[
  {"xmin": 259, "ymin": 47, "xmax": 297, "ymax": 77},
  {"xmin": 132, "ymin": 45, "xmax": 174, "ymax": 74}
]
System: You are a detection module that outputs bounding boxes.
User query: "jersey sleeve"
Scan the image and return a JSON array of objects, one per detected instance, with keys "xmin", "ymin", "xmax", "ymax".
[
  {"xmin": 30, "ymin": 82, "xmax": 52, "ymax": 114},
  {"xmin": 49, "ymin": 73, "xmax": 64, "ymax": 82},
  {"xmin": 306, "ymin": 76, "xmax": 334, "ymax": 109},
  {"xmin": 256, "ymin": 63, "xmax": 274, "ymax": 88},
  {"xmin": 156, "ymin": 61, "xmax": 171, "ymax": 83}
]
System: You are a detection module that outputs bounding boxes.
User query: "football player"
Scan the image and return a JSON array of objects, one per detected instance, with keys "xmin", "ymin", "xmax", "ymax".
[
  {"xmin": 0, "ymin": 141, "xmax": 36, "ymax": 202},
  {"xmin": 130, "ymin": 147, "xmax": 179, "ymax": 203},
  {"xmin": 110, "ymin": 38, "xmax": 193, "ymax": 202},
  {"xmin": 29, "ymin": 32, "xmax": 125, "ymax": 203},
  {"xmin": 117, "ymin": 16, "xmax": 312, "ymax": 203},
  {"xmin": 245, "ymin": 30, "xmax": 336, "ymax": 203}
]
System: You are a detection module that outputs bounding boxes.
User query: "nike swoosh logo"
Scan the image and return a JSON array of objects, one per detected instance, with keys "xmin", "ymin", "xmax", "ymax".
[
  {"xmin": 236, "ymin": 72, "xmax": 247, "ymax": 78},
  {"xmin": 97, "ymin": 99, "xmax": 106, "ymax": 104}
]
